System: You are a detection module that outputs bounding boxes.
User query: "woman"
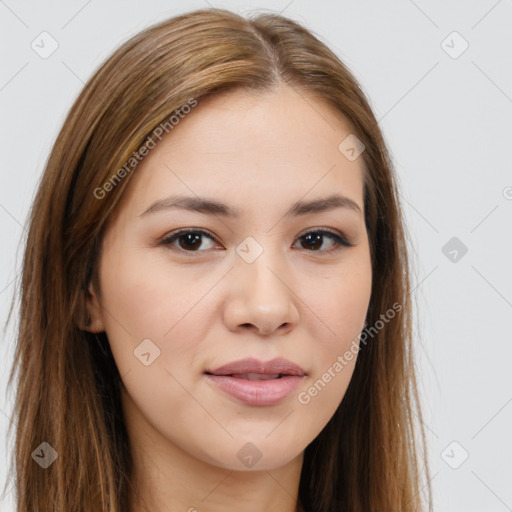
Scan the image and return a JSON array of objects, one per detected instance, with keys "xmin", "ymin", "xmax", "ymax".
[{"xmin": 6, "ymin": 7, "xmax": 432, "ymax": 511}]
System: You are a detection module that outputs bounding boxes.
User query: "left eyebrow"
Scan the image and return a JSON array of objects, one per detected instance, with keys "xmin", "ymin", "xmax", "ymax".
[{"xmin": 139, "ymin": 193, "xmax": 362, "ymax": 218}]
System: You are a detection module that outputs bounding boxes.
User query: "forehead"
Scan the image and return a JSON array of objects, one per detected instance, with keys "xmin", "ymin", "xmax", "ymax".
[
  {"xmin": 115, "ymin": 85, "xmax": 365, "ymax": 218},
  {"xmin": 165, "ymin": 85, "xmax": 357, "ymax": 156}
]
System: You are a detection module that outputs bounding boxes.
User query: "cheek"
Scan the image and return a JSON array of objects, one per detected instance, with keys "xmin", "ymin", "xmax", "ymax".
[
  {"xmin": 302, "ymin": 251, "xmax": 372, "ymax": 346},
  {"xmin": 97, "ymin": 247, "xmax": 218, "ymax": 377},
  {"xmin": 100, "ymin": 240, "xmax": 190, "ymax": 330},
  {"xmin": 294, "ymin": 251, "xmax": 371, "ymax": 410},
  {"xmin": 96, "ymin": 253, "xmax": 212, "ymax": 435}
]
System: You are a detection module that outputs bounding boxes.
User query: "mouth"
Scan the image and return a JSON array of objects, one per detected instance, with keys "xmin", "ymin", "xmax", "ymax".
[
  {"xmin": 204, "ymin": 358, "xmax": 306, "ymax": 406},
  {"xmin": 205, "ymin": 357, "xmax": 306, "ymax": 377},
  {"xmin": 205, "ymin": 372, "xmax": 290, "ymax": 380}
]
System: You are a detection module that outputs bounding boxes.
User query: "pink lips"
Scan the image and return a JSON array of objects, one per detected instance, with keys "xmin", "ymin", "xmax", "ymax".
[{"xmin": 204, "ymin": 357, "xmax": 306, "ymax": 406}]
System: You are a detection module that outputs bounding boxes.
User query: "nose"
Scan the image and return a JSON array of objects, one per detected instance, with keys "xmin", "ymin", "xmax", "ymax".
[{"xmin": 223, "ymin": 251, "xmax": 299, "ymax": 337}]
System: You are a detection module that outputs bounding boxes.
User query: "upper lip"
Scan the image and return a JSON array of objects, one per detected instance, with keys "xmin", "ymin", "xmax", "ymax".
[{"xmin": 205, "ymin": 357, "xmax": 306, "ymax": 376}]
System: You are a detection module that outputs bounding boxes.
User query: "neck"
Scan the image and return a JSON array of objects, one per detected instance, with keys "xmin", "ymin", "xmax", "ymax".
[{"xmin": 128, "ymin": 441, "xmax": 304, "ymax": 512}]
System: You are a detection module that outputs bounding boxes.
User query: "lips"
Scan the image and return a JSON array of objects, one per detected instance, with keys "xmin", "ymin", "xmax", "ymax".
[
  {"xmin": 205, "ymin": 357, "xmax": 306, "ymax": 378},
  {"xmin": 204, "ymin": 357, "xmax": 306, "ymax": 406}
]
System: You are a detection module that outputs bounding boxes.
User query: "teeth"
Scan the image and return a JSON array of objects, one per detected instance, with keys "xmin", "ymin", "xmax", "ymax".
[{"xmin": 231, "ymin": 373, "xmax": 281, "ymax": 380}]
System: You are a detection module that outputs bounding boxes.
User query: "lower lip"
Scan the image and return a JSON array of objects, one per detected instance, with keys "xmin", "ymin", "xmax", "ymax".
[{"xmin": 205, "ymin": 374, "xmax": 304, "ymax": 406}]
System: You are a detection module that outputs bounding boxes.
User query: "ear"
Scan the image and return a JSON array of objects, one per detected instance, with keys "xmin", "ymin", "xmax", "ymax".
[{"xmin": 79, "ymin": 282, "xmax": 106, "ymax": 333}]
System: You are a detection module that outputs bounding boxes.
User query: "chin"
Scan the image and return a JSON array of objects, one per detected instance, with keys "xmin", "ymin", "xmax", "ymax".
[{"xmin": 199, "ymin": 441, "xmax": 304, "ymax": 472}]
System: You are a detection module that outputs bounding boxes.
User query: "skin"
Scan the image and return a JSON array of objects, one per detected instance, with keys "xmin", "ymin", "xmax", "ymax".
[{"xmin": 84, "ymin": 84, "xmax": 372, "ymax": 512}]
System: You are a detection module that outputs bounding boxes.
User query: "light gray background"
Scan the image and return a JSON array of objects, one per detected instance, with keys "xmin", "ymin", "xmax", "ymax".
[{"xmin": 1, "ymin": 1, "xmax": 511, "ymax": 511}]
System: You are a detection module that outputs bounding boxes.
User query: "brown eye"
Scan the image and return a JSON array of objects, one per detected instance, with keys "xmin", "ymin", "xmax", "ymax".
[
  {"xmin": 160, "ymin": 229, "xmax": 218, "ymax": 252},
  {"xmin": 295, "ymin": 229, "xmax": 353, "ymax": 253}
]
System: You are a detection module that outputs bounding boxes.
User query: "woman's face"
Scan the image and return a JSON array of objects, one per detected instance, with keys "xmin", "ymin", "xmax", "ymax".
[{"xmin": 86, "ymin": 84, "xmax": 372, "ymax": 471}]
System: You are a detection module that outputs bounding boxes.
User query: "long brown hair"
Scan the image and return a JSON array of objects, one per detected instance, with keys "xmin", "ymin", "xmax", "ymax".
[{"xmin": 5, "ymin": 7, "xmax": 432, "ymax": 511}]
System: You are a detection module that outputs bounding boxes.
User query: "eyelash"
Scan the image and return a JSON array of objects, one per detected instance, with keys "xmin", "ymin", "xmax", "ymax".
[{"xmin": 159, "ymin": 227, "xmax": 353, "ymax": 255}]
